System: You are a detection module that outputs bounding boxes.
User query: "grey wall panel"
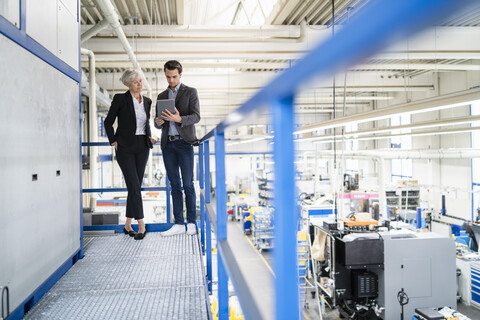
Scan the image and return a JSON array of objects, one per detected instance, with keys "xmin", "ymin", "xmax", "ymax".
[{"xmin": 0, "ymin": 33, "xmax": 80, "ymax": 312}]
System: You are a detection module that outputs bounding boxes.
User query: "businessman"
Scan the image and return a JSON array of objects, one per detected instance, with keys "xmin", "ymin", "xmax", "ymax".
[{"xmin": 154, "ymin": 60, "xmax": 201, "ymax": 236}]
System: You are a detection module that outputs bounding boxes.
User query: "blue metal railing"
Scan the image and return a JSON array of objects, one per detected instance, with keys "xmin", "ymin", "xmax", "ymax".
[
  {"xmin": 196, "ymin": 1, "xmax": 469, "ymax": 319},
  {"xmin": 81, "ymin": 141, "xmax": 174, "ymax": 224}
]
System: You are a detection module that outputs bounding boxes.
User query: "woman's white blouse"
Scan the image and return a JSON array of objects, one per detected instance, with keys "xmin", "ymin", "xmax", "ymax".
[{"xmin": 132, "ymin": 95, "xmax": 147, "ymax": 135}]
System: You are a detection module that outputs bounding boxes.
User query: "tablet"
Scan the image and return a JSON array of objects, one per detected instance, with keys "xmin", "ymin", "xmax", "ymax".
[{"xmin": 156, "ymin": 99, "xmax": 176, "ymax": 116}]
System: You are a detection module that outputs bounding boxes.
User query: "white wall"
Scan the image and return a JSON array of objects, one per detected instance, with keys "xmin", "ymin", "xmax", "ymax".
[
  {"xmin": 0, "ymin": 0, "xmax": 19, "ymax": 26},
  {"xmin": 26, "ymin": 0, "xmax": 78, "ymax": 69},
  {"xmin": 370, "ymin": 70, "xmax": 478, "ymax": 218}
]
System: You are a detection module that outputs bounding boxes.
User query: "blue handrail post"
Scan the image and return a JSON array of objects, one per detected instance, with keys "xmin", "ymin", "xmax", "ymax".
[
  {"xmin": 215, "ymin": 131, "xmax": 229, "ymax": 320},
  {"xmin": 166, "ymin": 176, "xmax": 171, "ymax": 224},
  {"xmin": 206, "ymin": 214, "xmax": 213, "ymax": 294},
  {"xmin": 272, "ymin": 95, "xmax": 299, "ymax": 320},
  {"xmin": 204, "ymin": 140, "xmax": 213, "ymax": 294},
  {"xmin": 205, "ymin": 140, "xmax": 211, "ymax": 203},
  {"xmin": 199, "ymin": 143, "xmax": 205, "ymax": 254}
]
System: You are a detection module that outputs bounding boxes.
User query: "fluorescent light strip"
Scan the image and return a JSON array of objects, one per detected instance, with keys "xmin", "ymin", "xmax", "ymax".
[
  {"xmin": 227, "ymin": 135, "xmax": 273, "ymax": 146},
  {"xmin": 294, "ymin": 88, "xmax": 480, "ymax": 135},
  {"xmin": 312, "ymin": 126, "xmax": 480, "ymax": 144},
  {"xmin": 296, "ymin": 115, "xmax": 480, "ymax": 142}
]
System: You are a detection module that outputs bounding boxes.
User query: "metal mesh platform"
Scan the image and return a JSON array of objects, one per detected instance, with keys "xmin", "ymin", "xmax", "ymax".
[{"xmin": 24, "ymin": 233, "xmax": 210, "ymax": 320}]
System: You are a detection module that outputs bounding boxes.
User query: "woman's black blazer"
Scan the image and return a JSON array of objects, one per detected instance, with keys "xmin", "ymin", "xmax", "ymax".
[{"xmin": 104, "ymin": 90, "xmax": 153, "ymax": 149}]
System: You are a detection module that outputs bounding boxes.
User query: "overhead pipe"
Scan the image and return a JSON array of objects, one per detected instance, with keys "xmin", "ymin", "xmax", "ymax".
[
  {"xmin": 81, "ymin": 19, "xmax": 110, "ymax": 43},
  {"xmin": 95, "ymin": 0, "xmax": 153, "ymax": 98},
  {"xmin": 95, "ymin": 0, "xmax": 154, "ymax": 185},
  {"xmin": 81, "ymin": 48, "xmax": 98, "ymax": 211},
  {"xmin": 80, "ymin": 72, "xmax": 112, "ymax": 108}
]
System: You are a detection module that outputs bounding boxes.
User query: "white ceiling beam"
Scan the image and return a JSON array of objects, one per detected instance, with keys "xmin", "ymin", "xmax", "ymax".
[
  {"xmin": 84, "ymin": 60, "xmax": 480, "ymax": 72},
  {"xmin": 81, "ymin": 26, "xmax": 480, "ymax": 62},
  {"xmin": 265, "ymin": 0, "xmax": 302, "ymax": 25},
  {"xmin": 94, "ymin": 71, "xmax": 435, "ymax": 92},
  {"xmin": 176, "ymin": 0, "xmax": 184, "ymax": 25},
  {"xmin": 85, "ymin": 51, "xmax": 480, "ymax": 61},
  {"xmin": 138, "ymin": 0, "xmax": 152, "ymax": 25},
  {"xmin": 80, "ymin": 24, "xmax": 302, "ymax": 38}
]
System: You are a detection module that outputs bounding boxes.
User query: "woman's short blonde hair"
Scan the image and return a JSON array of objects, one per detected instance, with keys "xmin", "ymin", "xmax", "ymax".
[{"xmin": 120, "ymin": 69, "xmax": 141, "ymax": 85}]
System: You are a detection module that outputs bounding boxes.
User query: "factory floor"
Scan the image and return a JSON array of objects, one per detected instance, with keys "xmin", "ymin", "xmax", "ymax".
[
  {"xmin": 228, "ymin": 218, "xmax": 480, "ymax": 320},
  {"xmin": 224, "ymin": 218, "xmax": 338, "ymax": 319}
]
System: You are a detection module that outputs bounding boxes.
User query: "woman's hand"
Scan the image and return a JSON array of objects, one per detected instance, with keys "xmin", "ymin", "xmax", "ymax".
[
  {"xmin": 112, "ymin": 141, "xmax": 118, "ymax": 150},
  {"xmin": 150, "ymin": 137, "xmax": 157, "ymax": 145},
  {"xmin": 155, "ymin": 117, "xmax": 165, "ymax": 126}
]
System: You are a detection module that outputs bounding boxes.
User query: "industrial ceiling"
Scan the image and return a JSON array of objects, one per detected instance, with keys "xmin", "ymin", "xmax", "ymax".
[{"xmin": 80, "ymin": 0, "xmax": 480, "ymax": 142}]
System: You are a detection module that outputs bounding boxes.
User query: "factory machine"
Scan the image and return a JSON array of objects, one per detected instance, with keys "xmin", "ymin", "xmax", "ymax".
[{"xmin": 315, "ymin": 224, "xmax": 457, "ymax": 319}]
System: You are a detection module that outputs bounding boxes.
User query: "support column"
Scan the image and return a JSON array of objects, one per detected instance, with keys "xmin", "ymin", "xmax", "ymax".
[
  {"xmin": 271, "ymin": 95, "xmax": 299, "ymax": 320},
  {"xmin": 215, "ymin": 131, "xmax": 229, "ymax": 320}
]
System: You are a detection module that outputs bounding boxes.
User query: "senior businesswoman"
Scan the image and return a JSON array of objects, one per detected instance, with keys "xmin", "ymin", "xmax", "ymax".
[{"xmin": 104, "ymin": 69, "xmax": 155, "ymax": 240}]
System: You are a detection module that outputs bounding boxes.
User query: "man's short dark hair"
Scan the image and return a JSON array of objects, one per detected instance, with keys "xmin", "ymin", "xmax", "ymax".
[{"xmin": 164, "ymin": 60, "xmax": 183, "ymax": 74}]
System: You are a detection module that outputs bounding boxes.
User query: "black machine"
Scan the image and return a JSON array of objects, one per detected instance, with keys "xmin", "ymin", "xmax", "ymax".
[
  {"xmin": 334, "ymin": 234, "xmax": 383, "ymax": 320},
  {"xmin": 344, "ymin": 173, "xmax": 359, "ymax": 192}
]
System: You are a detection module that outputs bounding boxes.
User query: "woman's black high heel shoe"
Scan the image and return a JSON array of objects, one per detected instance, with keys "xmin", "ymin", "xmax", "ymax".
[
  {"xmin": 123, "ymin": 227, "xmax": 136, "ymax": 237},
  {"xmin": 134, "ymin": 230, "xmax": 146, "ymax": 240}
]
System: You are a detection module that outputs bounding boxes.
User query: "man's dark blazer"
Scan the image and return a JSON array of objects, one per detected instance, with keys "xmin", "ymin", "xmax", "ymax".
[
  {"xmin": 104, "ymin": 90, "xmax": 154, "ymax": 150},
  {"xmin": 155, "ymin": 83, "xmax": 201, "ymax": 149}
]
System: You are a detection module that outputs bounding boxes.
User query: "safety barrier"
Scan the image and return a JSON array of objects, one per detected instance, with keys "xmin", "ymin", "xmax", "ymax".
[{"xmin": 196, "ymin": 1, "xmax": 467, "ymax": 319}]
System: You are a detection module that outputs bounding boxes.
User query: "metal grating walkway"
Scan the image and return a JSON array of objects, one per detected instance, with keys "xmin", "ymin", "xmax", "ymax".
[{"xmin": 24, "ymin": 233, "xmax": 210, "ymax": 320}]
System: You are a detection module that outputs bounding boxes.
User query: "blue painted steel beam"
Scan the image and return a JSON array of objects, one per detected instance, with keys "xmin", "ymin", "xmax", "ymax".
[
  {"xmin": 78, "ymin": 6, "xmax": 84, "ymax": 261},
  {"xmin": 81, "ymin": 142, "xmax": 112, "ymax": 147},
  {"xmin": 206, "ymin": 213, "xmax": 213, "ymax": 294},
  {"xmin": 199, "ymin": 143, "xmax": 205, "ymax": 188},
  {"xmin": 166, "ymin": 176, "xmax": 171, "ymax": 224},
  {"xmin": 204, "ymin": 141, "xmax": 211, "ymax": 203},
  {"xmin": 203, "ymin": 140, "xmax": 213, "ymax": 294},
  {"xmin": 82, "ymin": 142, "xmax": 162, "ymax": 147},
  {"xmin": 199, "ymin": 143, "xmax": 206, "ymax": 254},
  {"xmin": 272, "ymin": 95, "xmax": 299, "ymax": 320},
  {"xmin": 217, "ymin": 247, "xmax": 229, "ymax": 320},
  {"xmin": 82, "ymin": 187, "xmax": 166, "ymax": 193},
  {"xmin": 215, "ymin": 132, "xmax": 227, "ymax": 241},
  {"xmin": 96, "ymin": 199, "xmax": 126, "ymax": 204},
  {"xmin": 214, "ymin": 131, "xmax": 229, "ymax": 320},
  {"xmin": 201, "ymin": 0, "xmax": 469, "ymax": 140},
  {"xmin": 7, "ymin": 249, "xmax": 81, "ymax": 320},
  {"xmin": 83, "ymin": 223, "xmax": 174, "ymax": 233}
]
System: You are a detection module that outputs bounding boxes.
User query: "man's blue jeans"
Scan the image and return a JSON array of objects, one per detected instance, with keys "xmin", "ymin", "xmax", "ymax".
[{"xmin": 162, "ymin": 139, "xmax": 196, "ymax": 224}]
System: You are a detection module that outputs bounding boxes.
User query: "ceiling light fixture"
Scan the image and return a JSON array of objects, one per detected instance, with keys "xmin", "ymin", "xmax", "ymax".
[{"xmin": 294, "ymin": 88, "xmax": 480, "ymax": 135}]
